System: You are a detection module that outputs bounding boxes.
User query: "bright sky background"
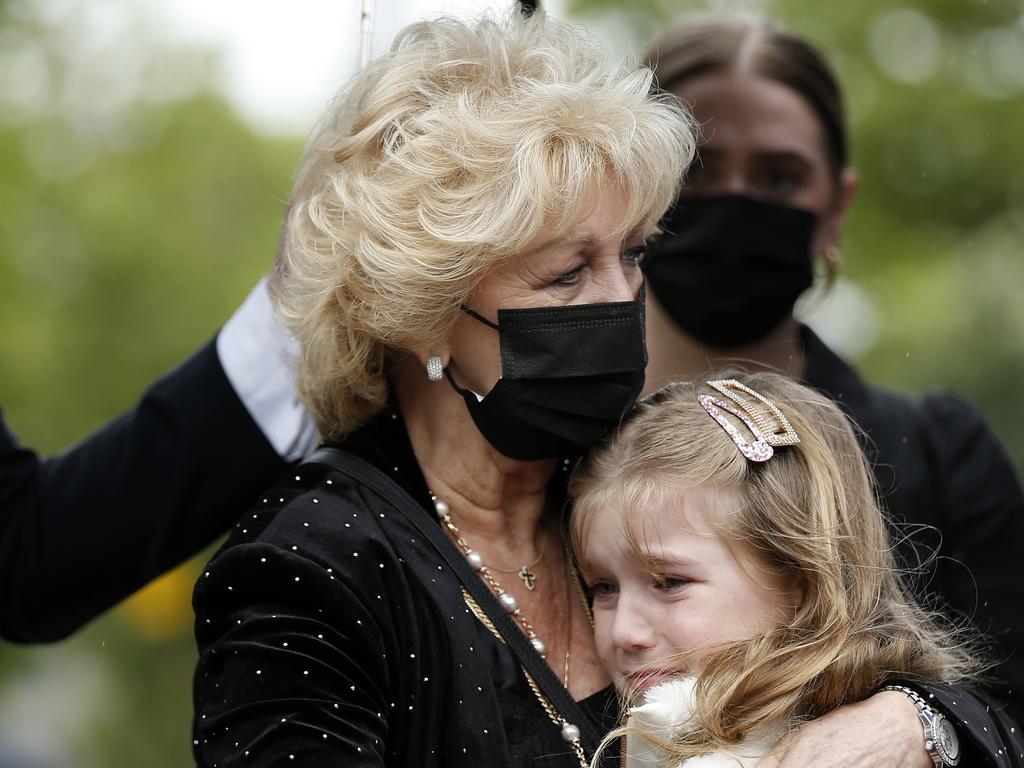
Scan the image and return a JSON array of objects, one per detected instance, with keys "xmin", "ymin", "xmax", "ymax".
[{"xmin": 147, "ymin": 0, "xmax": 570, "ymax": 135}]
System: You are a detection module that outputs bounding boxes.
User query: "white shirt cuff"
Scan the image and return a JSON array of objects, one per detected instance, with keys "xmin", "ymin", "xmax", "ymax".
[{"xmin": 216, "ymin": 277, "xmax": 319, "ymax": 462}]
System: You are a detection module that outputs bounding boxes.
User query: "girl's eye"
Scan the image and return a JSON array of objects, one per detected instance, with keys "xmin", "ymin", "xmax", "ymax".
[
  {"xmin": 589, "ymin": 580, "xmax": 618, "ymax": 598},
  {"xmin": 622, "ymin": 245, "xmax": 646, "ymax": 267},
  {"xmin": 656, "ymin": 575, "xmax": 690, "ymax": 591}
]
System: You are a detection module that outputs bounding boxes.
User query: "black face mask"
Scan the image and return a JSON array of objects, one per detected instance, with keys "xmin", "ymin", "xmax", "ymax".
[
  {"xmin": 446, "ymin": 293, "xmax": 647, "ymax": 461},
  {"xmin": 643, "ymin": 194, "xmax": 817, "ymax": 348}
]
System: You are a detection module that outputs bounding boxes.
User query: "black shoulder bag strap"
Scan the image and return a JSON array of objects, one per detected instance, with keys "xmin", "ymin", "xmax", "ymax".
[{"xmin": 303, "ymin": 446, "xmax": 602, "ymax": 751}]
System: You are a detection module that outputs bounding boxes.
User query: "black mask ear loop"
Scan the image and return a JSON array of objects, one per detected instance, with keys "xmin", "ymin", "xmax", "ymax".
[
  {"xmin": 459, "ymin": 304, "xmax": 500, "ymax": 331},
  {"xmin": 445, "ymin": 305, "xmax": 500, "ymax": 398}
]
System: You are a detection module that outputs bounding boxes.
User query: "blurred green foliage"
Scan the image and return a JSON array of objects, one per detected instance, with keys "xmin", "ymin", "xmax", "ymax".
[
  {"xmin": 0, "ymin": 0, "xmax": 1022, "ymax": 766},
  {"xmin": 0, "ymin": 3, "xmax": 302, "ymax": 766}
]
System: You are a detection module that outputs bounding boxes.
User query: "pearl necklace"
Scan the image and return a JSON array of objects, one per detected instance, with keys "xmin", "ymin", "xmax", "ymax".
[
  {"xmin": 432, "ymin": 495, "xmax": 558, "ymax": 658},
  {"xmin": 431, "ymin": 494, "xmax": 591, "ymax": 763}
]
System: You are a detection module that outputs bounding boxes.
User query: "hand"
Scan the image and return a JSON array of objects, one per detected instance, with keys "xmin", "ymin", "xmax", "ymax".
[{"xmin": 757, "ymin": 691, "xmax": 931, "ymax": 768}]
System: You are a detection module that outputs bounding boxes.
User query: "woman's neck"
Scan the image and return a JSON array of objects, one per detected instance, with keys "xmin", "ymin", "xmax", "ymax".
[
  {"xmin": 392, "ymin": 355, "xmax": 610, "ymax": 700},
  {"xmin": 391, "ymin": 356, "xmax": 555, "ymax": 555},
  {"xmin": 644, "ymin": 291, "xmax": 806, "ymax": 394}
]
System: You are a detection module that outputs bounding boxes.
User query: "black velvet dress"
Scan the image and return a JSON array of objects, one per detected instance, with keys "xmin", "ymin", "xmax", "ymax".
[{"xmin": 193, "ymin": 404, "xmax": 615, "ymax": 767}]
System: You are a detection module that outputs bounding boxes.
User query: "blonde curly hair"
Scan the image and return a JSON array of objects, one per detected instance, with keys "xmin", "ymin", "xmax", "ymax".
[
  {"xmin": 271, "ymin": 11, "xmax": 695, "ymax": 439},
  {"xmin": 570, "ymin": 372, "xmax": 984, "ymax": 764}
]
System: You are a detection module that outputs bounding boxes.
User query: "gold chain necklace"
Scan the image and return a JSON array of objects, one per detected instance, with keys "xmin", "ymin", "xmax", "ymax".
[
  {"xmin": 431, "ymin": 494, "xmax": 591, "ymax": 768},
  {"xmin": 432, "ymin": 494, "xmax": 557, "ymax": 657},
  {"xmin": 481, "ymin": 531, "xmax": 548, "ymax": 591},
  {"xmin": 461, "ymin": 589, "xmax": 589, "ymax": 768}
]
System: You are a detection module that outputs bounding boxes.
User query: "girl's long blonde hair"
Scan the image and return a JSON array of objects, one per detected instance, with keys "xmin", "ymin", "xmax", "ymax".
[{"xmin": 570, "ymin": 372, "xmax": 984, "ymax": 764}]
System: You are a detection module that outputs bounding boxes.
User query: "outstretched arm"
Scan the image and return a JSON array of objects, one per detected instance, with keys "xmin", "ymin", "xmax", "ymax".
[{"xmin": 0, "ymin": 280, "xmax": 316, "ymax": 642}]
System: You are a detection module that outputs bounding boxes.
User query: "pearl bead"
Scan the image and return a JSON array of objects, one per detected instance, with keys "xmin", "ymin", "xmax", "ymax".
[
  {"xmin": 530, "ymin": 637, "xmax": 546, "ymax": 656},
  {"xmin": 561, "ymin": 723, "xmax": 580, "ymax": 742},
  {"xmin": 433, "ymin": 499, "xmax": 449, "ymax": 518},
  {"xmin": 499, "ymin": 592, "xmax": 518, "ymax": 612},
  {"xmin": 466, "ymin": 551, "xmax": 484, "ymax": 571}
]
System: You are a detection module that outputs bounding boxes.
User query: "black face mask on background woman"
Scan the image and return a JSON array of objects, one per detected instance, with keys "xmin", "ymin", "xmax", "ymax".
[
  {"xmin": 643, "ymin": 194, "xmax": 817, "ymax": 349},
  {"xmin": 446, "ymin": 292, "xmax": 647, "ymax": 461}
]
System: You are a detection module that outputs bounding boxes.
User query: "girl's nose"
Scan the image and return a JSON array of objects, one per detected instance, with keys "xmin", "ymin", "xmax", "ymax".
[{"xmin": 609, "ymin": 598, "xmax": 656, "ymax": 652}]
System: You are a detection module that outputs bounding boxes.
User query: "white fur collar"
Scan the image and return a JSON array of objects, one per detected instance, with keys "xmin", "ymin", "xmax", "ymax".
[{"xmin": 623, "ymin": 677, "xmax": 785, "ymax": 768}]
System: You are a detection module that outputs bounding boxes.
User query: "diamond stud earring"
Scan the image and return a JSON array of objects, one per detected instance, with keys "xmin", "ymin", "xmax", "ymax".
[{"xmin": 426, "ymin": 355, "xmax": 444, "ymax": 382}]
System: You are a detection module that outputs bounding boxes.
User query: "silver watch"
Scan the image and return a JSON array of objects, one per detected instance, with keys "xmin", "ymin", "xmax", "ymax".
[{"xmin": 882, "ymin": 685, "xmax": 961, "ymax": 767}]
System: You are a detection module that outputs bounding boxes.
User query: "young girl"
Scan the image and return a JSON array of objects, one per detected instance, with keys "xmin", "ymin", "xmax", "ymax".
[{"xmin": 569, "ymin": 372, "xmax": 1010, "ymax": 767}]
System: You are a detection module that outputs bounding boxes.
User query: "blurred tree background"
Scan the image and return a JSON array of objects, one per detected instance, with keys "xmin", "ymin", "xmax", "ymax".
[
  {"xmin": 0, "ymin": 1, "xmax": 301, "ymax": 766},
  {"xmin": 0, "ymin": 0, "xmax": 1021, "ymax": 766}
]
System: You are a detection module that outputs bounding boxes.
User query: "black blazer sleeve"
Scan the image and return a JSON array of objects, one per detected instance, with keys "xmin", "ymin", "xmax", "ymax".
[
  {"xmin": 0, "ymin": 337, "xmax": 289, "ymax": 643},
  {"xmin": 917, "ymin": 683, "xmax": 1024, "ymax": 767},
  {"xmin": 920, "ymin": 394, "xmax": 1024, "ymax": 728}
]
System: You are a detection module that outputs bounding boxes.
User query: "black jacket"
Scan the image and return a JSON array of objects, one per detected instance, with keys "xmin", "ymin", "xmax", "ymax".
[
  {"xmin": 804, "ymin": 327, "xmax": 1024, "ymax": 727},
  {"xmin": 193, "ymin": 404, "xmax": 602, "ymax": 768},
  {"xmin": 0, "ymin": 339, "xmax": 288, "ymax": 642}
]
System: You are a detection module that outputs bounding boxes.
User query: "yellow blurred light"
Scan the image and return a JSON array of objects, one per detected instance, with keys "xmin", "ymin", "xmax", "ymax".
[{"xmin": 117, "ymin": 561, "xmax": 200, "ymax": 640}]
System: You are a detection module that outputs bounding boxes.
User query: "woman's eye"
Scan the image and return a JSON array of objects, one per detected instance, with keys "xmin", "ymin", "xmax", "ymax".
[
  {"xmin": 622, "ymin": 245, "xmax": 646, "ymax": 267},
  {"xmin": 684, "ymin": 158, "xmax": 719, "ymax": 190},
  {"xmin": 553, "ymin": 265, "xmax": 583, "ymax": 285},
  {"xmin": 759, "ymin": 167, "xmax": 806, "ymax": 197}
]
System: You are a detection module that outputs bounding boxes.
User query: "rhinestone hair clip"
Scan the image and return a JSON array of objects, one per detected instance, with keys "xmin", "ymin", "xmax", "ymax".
[{"xmin": 697, "ymin": 379, "xmax": 800, "ymax": 463}]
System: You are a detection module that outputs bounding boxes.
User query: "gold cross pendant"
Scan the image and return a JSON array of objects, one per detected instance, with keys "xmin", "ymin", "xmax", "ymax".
[{"xmin": 518, "ymin": 566, "xmax": 537, "ymax": 591}]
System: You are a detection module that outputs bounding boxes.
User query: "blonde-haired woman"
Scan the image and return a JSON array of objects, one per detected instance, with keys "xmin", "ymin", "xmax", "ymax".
[
  {"xmin": 570, "ymin": 373, "xmax": 1023, "ymax": 767},
  {"xmin": 193, "ymin": 10, "xmax": 693, "ymax": 767}
]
